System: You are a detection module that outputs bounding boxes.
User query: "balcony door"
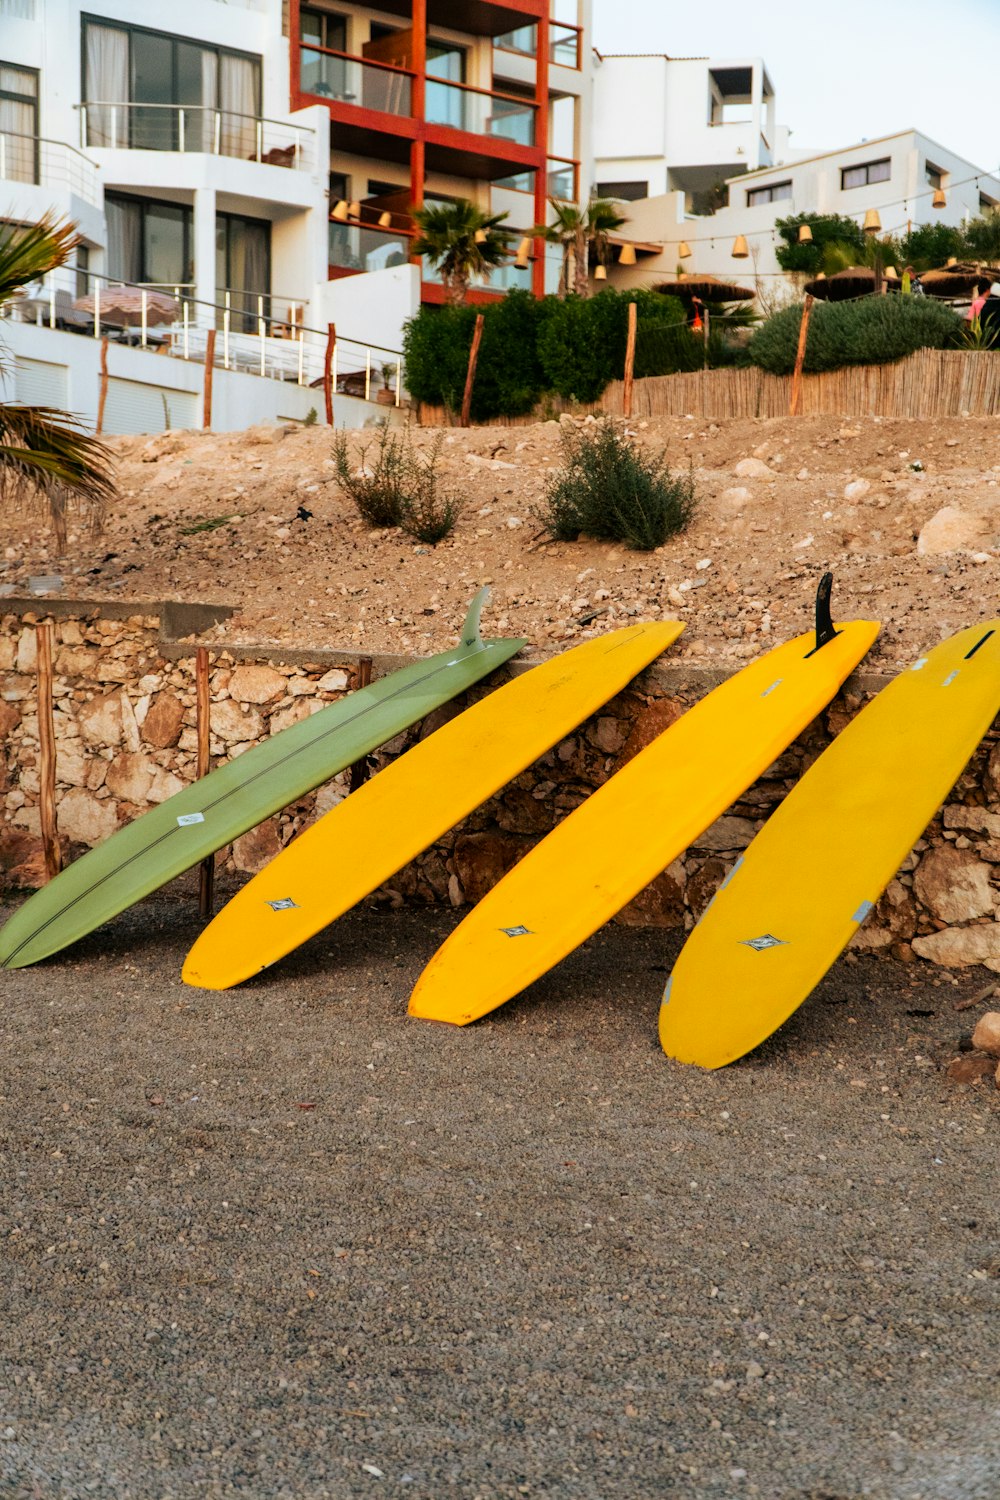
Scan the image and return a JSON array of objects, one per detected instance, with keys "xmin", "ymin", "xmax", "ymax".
[{"xmin": 217, "ymin": 211, "xmax": 271, "ymax": 332}]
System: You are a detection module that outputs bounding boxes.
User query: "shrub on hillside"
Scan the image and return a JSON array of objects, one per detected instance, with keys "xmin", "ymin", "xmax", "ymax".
[
  {"xmin": 748, "ymin": 295, "xmax": 963, "ymax": 375},
  {"xmin": 536, "ymin": 289, "xmax": 689, "ymax": 401},
  {"xmin": 537, "ymin": 420, "xmax": 696, "ymax": 551},
  {"xmin": 333, "ymin": 424, "xmax": 459, "ymax": 542}
]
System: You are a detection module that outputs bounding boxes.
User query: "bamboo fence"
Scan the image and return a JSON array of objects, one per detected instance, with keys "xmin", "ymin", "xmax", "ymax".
[{"xmin": 417, "ymin": 349, "xmax": 1000, "ymax": 427}]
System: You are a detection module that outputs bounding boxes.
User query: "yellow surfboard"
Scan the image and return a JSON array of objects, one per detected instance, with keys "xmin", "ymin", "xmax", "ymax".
[
  {"xmin": 409, "ymin": 583, "xmax": 879, "ymax": 1027},
  {"xmin": 660, "ymin": 619, "xmax": 1000, "ymax": 1070},
  {"xmin": 182, "ymin": 620, "xmax": 683, "ymax": 990}
]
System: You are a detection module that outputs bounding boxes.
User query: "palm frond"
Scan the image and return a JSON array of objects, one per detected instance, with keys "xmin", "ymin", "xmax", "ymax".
[
  {"xmin": 0, "ymin": 216, "xmax": 79, "ymax": 307},
  {"xmin": 0, "ymin": 404, "xmax": 115, "ymax": 536}
]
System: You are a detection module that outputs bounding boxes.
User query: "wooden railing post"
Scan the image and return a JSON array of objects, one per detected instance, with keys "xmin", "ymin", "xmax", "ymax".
[
  {"xmin": 195, "ymin": 647, "xmax": 215, "ymax": 917},
  {"xmin": 96, "ymin": 337, "xmax": 109, "ymax": 435},
  {"xmin": 324, "ymin": 322, "xmax": 337, "ymax": 426},
  {"xmin": 460, "ymin": 313, "xmax": 485, "ymax": 428},
  {"xmin": 789, "ymin": 294, "xmax": 814, "ymax": 416},
  {"xmin": 623, "ymin": 300, "xmax": 637, "ymax": 418},
  {"xmin": 203, "ymin": 328, "xmax": 216, "ymax": 430},
  {"xmin": 36, "ymin": 623, "xmax": 61, "ymax": 882}
]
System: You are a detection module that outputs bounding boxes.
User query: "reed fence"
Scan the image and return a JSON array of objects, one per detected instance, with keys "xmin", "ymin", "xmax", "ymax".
[{"xmin": 418, "ymin": 349, "xmax": 1000, "ymax": 427}]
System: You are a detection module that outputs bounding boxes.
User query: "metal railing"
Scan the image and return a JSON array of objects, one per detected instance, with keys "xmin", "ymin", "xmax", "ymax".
[
  {"xmin": 0, "ymin": 131, "xmax": 101, "ymax": 204},
  {"xmin": 494, "ymin": 22, "xmax": 582, "ymax": 68},
  {"xmin": 300, "ymin": 48, "xmax": 413, "ymax": 116},
  {"xmin": 2, "ymin": 266, "xmax": 405, "ymax": 405},
  {"xmin": 75, "ymin": 102, "xmax": 314, "ymax": 171}
]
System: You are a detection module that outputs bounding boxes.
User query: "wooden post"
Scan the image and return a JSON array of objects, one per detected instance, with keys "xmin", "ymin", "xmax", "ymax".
[
  {"xmin": 460, "ymin": 313, "xmax": 485, "ymax": 428},
  {"xmin": 349, "ymin": 657, "xmax": 373, "ymax": 792},
  {"xmin": 36, "ymin": 623, "xmax": 61, "ymax": 882},
  {"xmin": 703, "ymin": 305, "xmax": 710, "ymax": 369},
  {"xmin": 623, "ymin": 300, "xmax": 638, "ymax": 418},
  {"xmin": 195, "ymin": 647, "xmax": 214, "ymax": 917},
  {"xmin": 324, "ymin": 322, "xmax": 337, "ymax": 426},
  {"xmin": 202, "ymin": 328, "xmax": 216, "ymax": 430},
  {"xmin": 789, "ymin": 293, "xmax": 815, "ymax": 416},
  {"xmin": 96, "ymin": 337, "xmax": 109, "ymax": 435}
]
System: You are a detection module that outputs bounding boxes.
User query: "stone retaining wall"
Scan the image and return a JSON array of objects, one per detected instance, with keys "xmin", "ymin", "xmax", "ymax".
[{"xmin": 2, "ymin": 600, "xmax": 1000, "ymax": 970}]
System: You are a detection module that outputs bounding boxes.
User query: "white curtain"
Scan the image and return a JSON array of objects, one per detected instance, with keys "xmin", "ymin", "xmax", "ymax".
[
  {"xmin": 106, "ymin": 197, "xmax": 141, "ymax": 283},
  {"xmin": 0, "ymin": 81, "xmax": 34, "ymax": 184},
  {"xmin": 200, "ymin": 50, "xmax": 218, "ymax": 152},
  {"xmin": 219, "ymin": 55, "xmax": 258, "ymax": 160},
  {"xmin": 84, "ymin": 24, "xmax": 128, "ymax": 147}
]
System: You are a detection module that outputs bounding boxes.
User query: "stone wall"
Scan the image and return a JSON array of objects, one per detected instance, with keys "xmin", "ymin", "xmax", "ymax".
[{"xmin": 2, "ymin": 599, "xmax": 1000, "ymax": 970}]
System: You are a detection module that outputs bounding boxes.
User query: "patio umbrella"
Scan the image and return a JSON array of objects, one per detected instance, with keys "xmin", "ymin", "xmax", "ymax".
[
  {"xmin": 919, "ymin": 261, "xmax": 1000, "ymax": 298},
  {"xmin": 803, "ymin": 266, "xmax": 899, "ymax": 300},
  {"xmin": 657, "ymin": 274, "xmax": 755, "ymax": 302},
  {"xmin": 73, "ymin": 287, "xmax": 179, "ymax": 326}
]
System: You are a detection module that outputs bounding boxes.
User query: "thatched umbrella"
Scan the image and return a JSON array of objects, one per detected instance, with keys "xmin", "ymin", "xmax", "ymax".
[
  {"xmin": 73, "ymin": 286, "xmax": 178, "ymax": 326},
  {"xmin": 803, "ymin": 265, "xmax": 899, "ymax": 301},
  {"xmin": 657, "ymin": 274, "xmax": 755, "ymax": 303},
  {"xmin": 919, "ymin": 261, "xmax": 1000, "ymax": 298}
]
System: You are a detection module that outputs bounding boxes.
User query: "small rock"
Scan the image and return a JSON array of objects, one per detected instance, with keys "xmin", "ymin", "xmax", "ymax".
[
  {"xmin": 913, "ymin": 847, "xmax": 995, "ymax": 924},
  {"xmin": 843, "ymin": 479, "xmax": 871, "ymax": 501},
  {"xmin": 917, "ymin": 506, "xmax": 989, "ymax": 556},
  {"xmin": 227, "ymin": 664, "xmax": 288, "ymax": 704},
  {"xmin": 912, "ymin": 924, "xmax": 1000, "ymax": 972},
  {"xmin": 733, "ymin": 458, "xmax": 772, "ymax": 478},
  {"xmin": 971, "ymin": 1011, "xmax": 1000, "ymax": 1057},
  {"xmin": 946, "ymin": 1054, "xmax": 996, "ymax": 1084}
]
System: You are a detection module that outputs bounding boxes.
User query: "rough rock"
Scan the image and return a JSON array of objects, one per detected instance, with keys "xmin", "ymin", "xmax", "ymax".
[
  {"xmin": 616, "ymin": 859, "xmax": 686, "ymax": 929},
  {"xmin": 0, "ymin": 829, "xmax": 47, "ymax": 887},
  {"xmin": 719, "ymin": 487, "xmax": 751, "ymax": 511},
  {"xmin": 912, "ymin": 923, "xmax": 1000, "ymax": 971},
  {"xmin": 971, "ymin": 1011, "xmax": 1000, "ymax": 1057},
  {"xmin": 946, "ymin": 1054, "xmax": 996, "ymax": 1084},
  {"xmin": 317, "ymin": 669, "xmax": 350, "ymax": 693},
  {"xmin": 913, "ymin": 846, "xmax": 995, "ymax": 924},
  {"xmin": 916, "ymin": 506, "xmax": 990, "ymax": 556},
  {"xmin": 76, "ymin": 692, "xmax": 123, "ymax": 748},
  {"xmin": 104, "ymin": 752, "xmax": 158, "ymax": 804},
  {"xmin": 0, "ymin": 701, "xmax": 20, "ymax": 737},
  {"xmin": 227, "ymin": 664, "xmax": 288, "ymax": 704},
  {"xmin": 270, "ymin": 700, "xmax": 313, "ymax": 734},
  {"xmin": 850, "ymin": 878, "xmax": 918, "ymax": 952},
  {"xmin": 211, "ymin": 699, "xmax": 264, "ymax": 744},
  {"xmin": 15, "ymin": 629, "xmax": 37, "ymax": 674},
  {"xmin": 452, "ymin": 832, "xmax": 530, "ymax": 905},
  {"xmin": 733, "ymin": 458, "xmax": 772, "ymax": 478},
  {"xmin": 617, "ymin": 698, "xmax": 685, "ymax": 767},
  {"xmin": 141, "ymin": 692, "xmax": 186, "ymax": 749},
  {"xmin": 943, "ymin": 805, "xmax": 1000, "ymax": 838},
  {"xmin": 692, "ymin": 815, "xmax": 756, "ymax": 854},
  {"xmin": 232, "ymin": 818, "xmax": 283, "ymax": 874},
  {"xmin": 57, "ymin": 787, "xmax": 118, "ymax": 846},
  {"xmin": 686, "ymin": 857, "xmax": 729, "ymax": 920},
  {"xmin": 843, "ymin": 479, "xmax": 871, "ymax": 501},
  {"xmin": 588, "ymin": 716, "xmax": 625, "ymax": 754}
]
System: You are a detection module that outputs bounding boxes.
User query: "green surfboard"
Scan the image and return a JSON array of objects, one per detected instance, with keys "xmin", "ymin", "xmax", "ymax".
[{"xmin": 0, "ymin": 590, "xmax": 525, "ymax": 968}]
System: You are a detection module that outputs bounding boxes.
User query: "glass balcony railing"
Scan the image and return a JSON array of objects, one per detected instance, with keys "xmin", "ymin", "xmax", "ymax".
[
  {"xmin": 425, "ymin": 80, "xmax": 535, "ymax": 146},
  {"xmin": 494, "ymin": 22, "xmax": 581, "ymax": 67},
  {"xmin": 300, "ymin": 49, "xmax": 412, "ymax": 116},
  {"xmin": 329, "ymin": 221, "xmax": 412, "ymax": 274},
  {"xmin": 76, "ymin": 102, "xmax": 313, "ymax": 170}
]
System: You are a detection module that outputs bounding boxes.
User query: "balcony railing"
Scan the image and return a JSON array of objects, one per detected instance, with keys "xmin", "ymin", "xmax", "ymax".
[
  {"xmin": 494, "ymin": 22, "xmax": 582, "ymax": 68},
  {"xmin": 2, "ymin": 264, "xmax": 405, "ymax": 404},
  {"xmin": 0, "ymin": 131, "xmax": 101, "ymax": 206},
  {"xmin": 300, "ymin": 48, "xmax": 412, "ymax": 116},
  {"xmin": 329, "ymin": 220, "xmax": 412, "ymax": 275},
  {"xmin": 425, "ymin": 79, "xmax": 536, "ymax": 145},
  {"xmin": 75, "ymin": 102, "xmax": 314, "ymax": 171}
]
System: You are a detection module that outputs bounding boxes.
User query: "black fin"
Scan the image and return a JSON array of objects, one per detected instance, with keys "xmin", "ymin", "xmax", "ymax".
[{"xmin": 814, "ymin": 571, "xmax": 839, "ymax": 652}]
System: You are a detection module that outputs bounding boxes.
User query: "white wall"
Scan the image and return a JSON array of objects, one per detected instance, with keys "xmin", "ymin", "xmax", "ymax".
[{"xmin": 315, "ymin": 265, "xmax": 420, "ymax": 357}]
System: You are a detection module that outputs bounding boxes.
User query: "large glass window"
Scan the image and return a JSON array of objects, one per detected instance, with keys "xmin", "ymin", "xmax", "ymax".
[
  {"xmin": 106, "ymin": 192, "xmax": 192, "ymax": 287},
  {"xmin": 82, "ymin": 17, "xmax": 260, "ymax": 155},
  {"xmin": 301, "ymin": 7, "xmax": 348, "ymax": 98},
  {"xmin": 216, "ymin": 210, "xmax": 271, "ymax": 331},
  {"xmin": 426, "ymin": 42, "xmax": 465, "ymax": 129},
  {"xmin": 0, "ymin": 62, "xmax": 38, "ymax": 184}
]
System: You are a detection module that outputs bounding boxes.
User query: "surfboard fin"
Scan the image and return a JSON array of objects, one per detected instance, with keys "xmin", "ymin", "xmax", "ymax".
[
  {"xmin": 460, "ymin": 586, "xmax": 490, "ymax": 648},
  {"xmin": 811, "ymin": 571, "xmax": 840, "ymax": 654}
]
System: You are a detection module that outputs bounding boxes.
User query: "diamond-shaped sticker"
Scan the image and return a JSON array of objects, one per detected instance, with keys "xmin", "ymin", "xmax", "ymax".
[
  {"xmin": 741, "ymin": 934, "xmax": 787, "ymax": 952},
  {"xmin": 266, "ymin": 897, "xmax": 299, "ymax": 912},
  {"xmin": 500, "ymin": 924, "xmax": 532, "ymax": 938}
]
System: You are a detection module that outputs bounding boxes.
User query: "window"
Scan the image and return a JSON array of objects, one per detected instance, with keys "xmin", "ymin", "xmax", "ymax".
[
  {"xmin": 425, "ymin": 41, "xmax": 466, "ymax": 129},
  {"xmin": 746, "ymin": 180, "xmax": 792, "ymax": 207},
  {"xmin": 841, "ymin": 158, "xmax": 890, "ymax": 190},
  {"xmin": 82, "ymin": 17, "xmax": 261, "ymax": 156},
  {"xmin": 0, "ymin": 62, "xmax": 38, "ymax": 184},
  {"xmin": 105, "ymin": 192, "xmax": 193, "ymax": 287},
  {"xmin": 596, "ymin": 180, "xmax": 649, "ymax": 202},
  {"xmin": 981, "ymin": 192, "xmax": 999, "ymax": 212},
  {"xmin": 495, "ymin": 24, "xmax": 536, "ymax": 56},
  {"xmin": 216, "ymin": 210, "xmax": 271, "ymax": 331},
  {"xmin": 925, "ymin": 162, "xmax": 945, "ymax": 190},
  {"xmin": 300, "ymin": 8, "xmax": 347, "ymax": 50}
]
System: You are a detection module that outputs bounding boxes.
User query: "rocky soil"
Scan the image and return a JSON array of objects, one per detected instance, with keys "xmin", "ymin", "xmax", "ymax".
[{"xmin": 3, "ymin": 414, "xmax": 999, "ymax": 662}]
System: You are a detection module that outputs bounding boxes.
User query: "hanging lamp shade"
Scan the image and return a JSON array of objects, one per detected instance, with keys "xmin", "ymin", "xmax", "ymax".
[
  {"xmin": 618, "ymin": 242, "xmax": 637, "ymax": 265},
  {"xmin": 678, "ymin": 240, "xmax": 692, "ymax": 258},
  {"xmin": 594, "ymin": 263, "xmax": 608, "ymax": 280},
  {"xmin": 798, "ymin": 223, "xmax": 813, "ymax": 243},
  {"xmin": 862, "ymin": 207, "xmax": 882, "ymax": 233},
  {"xmin": 378, "ymin": 210, "xmax": 392, "ymax": 228},
  {"xmin": 947, "ymin": 255, "xmax": 958, "ymax": 266},
  {"xmin": 332, "ymin": 200, "xmax": 349, "ymax": 221},
  {"xmin": 732, "ymin": 234, "xmax": 749, "ymax": 258},
  {"xmin": 932, "ymin": 187, "xmax": 947, "ymax": 209},
  {"xmin": 514, "ymin": 236, "xmax": 532, "ymax": 269},
  {"xmin": 348, "ymin": 200, "xmax": 361, "ymax": 219},
  {"xmin": 884, "ymin": 265, "xmax": 897, "ymax": 279},
  {"xmin": 474, "ymin": 228, "xmax": 488, "ymax": 244}
]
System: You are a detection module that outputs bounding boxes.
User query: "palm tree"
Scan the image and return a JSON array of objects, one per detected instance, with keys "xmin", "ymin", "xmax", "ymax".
[
  {"xmin": 532, "ymin": 198, "xmax": 627, "ymax": 299},
  {"xmin": 410, "ymin": 199, "xmax": 513, "ymax": 306},
  {"xmin": 1, "ymin": 217, "xmax": 115, "ymax": 547}
]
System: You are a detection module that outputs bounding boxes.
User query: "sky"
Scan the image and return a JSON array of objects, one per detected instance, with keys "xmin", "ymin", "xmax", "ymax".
[{"xmin": 591, "ymin": 0, "xmax": 1000, "ymax": 174}]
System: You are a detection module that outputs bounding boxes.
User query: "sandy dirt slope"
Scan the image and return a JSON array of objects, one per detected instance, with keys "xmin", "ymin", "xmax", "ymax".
[{"xmin": 3, "ymin": 414, "xmax": 999, "ymax": 662}]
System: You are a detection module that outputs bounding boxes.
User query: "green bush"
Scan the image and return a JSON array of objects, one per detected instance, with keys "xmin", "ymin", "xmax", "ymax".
[
  {"xmin": 748, "ymin": 295, "xmax": 963, "ymax": 375},
  {"xmin": 537, "ymin": 420, "xmax": 697, "ymax": 551},
  {"xmin": 536, "ymin": 289, "xmax": 689, "ymax": 401},
  {"xmin": 775, "ymin": 212, "xmax": 865, "ymax": 275},
  {"xmin": 333, "ymin": 424, "xmax": 460, "ymax": 542}
]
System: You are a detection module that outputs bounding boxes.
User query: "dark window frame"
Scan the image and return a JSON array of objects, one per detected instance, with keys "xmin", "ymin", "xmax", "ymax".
[
  {"xmin": 841, "ymin": 157, "xmax": 891, "ymax": 190},
  {"xmin": 0, "ymin": 60, "xmax": 40, "ymax": 184},
  {"xmin": 746, "ymin": 179, "xmax": 792, "ymax": 207},
  {"xmin": 105, "ymin": 189, "xmax": 194, "ymax": 286}
]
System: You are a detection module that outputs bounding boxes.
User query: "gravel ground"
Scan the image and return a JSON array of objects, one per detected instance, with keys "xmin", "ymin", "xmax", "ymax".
[{"xmin": 1, "ymin": 897, "xmax": 999, "ymax": 1500}]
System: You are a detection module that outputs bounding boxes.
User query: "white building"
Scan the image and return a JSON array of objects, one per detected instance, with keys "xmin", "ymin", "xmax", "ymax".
[
  {"xmin": 607, "ymin": 129, "xmax": 1000, "ymax": 300},
  {"xmin": 592, "ymin": 52, "xmax": 782, "ymax": 210}
]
